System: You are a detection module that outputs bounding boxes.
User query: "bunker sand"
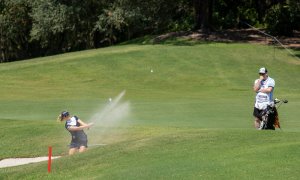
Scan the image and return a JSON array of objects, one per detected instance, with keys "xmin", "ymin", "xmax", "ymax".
[{"xmin": 0, "ymin": 156, "xmax": 60, "ymax": 168}]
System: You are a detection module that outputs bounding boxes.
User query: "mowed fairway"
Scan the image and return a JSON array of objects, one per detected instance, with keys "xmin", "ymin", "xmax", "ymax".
[{"xmin": 0, "ymin": 42, "xmax": 300, "ymax": 179}]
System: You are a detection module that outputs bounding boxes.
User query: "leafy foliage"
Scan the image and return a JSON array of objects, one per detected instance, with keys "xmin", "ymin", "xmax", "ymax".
[
  {"xmin": 289, "ymin": 0, "xmax": 300, "ymax": 30},
  {"xmin": 94, "ymin": 6, "xmax": 139, "ymax": 45},
  {"xmin": 0, "ymin": 0, "xmax": 299, "ymax": 62},
  {"xmin": 265, "ymin": 4, "xmax": 293, "ymax": 36},
  {"xmin": 0, "ymin": 0, "xmax": 31, "ymax": 62},
  {"xmin": 30, "ymin": 0, "xmax": 70, "ymax": 48}
]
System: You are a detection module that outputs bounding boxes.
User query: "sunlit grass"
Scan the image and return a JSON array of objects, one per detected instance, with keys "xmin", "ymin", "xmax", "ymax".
[{"xmin": 0, "ymin": 42, "xmax": 299, "ymax": 179}]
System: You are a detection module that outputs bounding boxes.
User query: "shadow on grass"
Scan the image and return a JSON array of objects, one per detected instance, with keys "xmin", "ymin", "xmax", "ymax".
[
  {"xmin": 120, "ymin": 35, "xmax": 300, "ymax": 64},
  {"xmin": 276, "ymin": 47, "xmax": 300, "ymax": 60},
  {"xmin": 292, "ymin": 49, "xmax": 300, "ymax": 59},
  {"xmin": 120, "ymin": 35, "xmax": 216, "ymax": 47},
  {"xmin": 120, "ymin": 29, "xmax": 275, "ymax": 47},
  {"xmin": 120, "ymin": 30, "xmax": 300, "ymax": 55}
]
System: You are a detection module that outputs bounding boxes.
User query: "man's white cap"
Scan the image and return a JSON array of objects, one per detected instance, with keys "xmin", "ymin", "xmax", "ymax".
[{"xmin": 259, "ymin": 67, "xmax": 268, "ymax": 74}]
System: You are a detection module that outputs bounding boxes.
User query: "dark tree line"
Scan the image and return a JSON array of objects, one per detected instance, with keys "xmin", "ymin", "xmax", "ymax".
[{"xmin": 0, "ymin": 0, "xmax": 299, "ymax": 62}]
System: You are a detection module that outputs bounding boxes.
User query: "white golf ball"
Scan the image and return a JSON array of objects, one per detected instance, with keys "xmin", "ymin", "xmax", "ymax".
[
  {"xmin": 109, "ymin": 98, "xmax": 112, "ymax": 102},
  {"xmin": 150, "ymin": 69, "xmax": 153, "ymax": 73}
]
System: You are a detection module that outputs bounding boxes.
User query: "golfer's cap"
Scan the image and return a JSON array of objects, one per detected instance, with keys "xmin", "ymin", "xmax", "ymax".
[
  {"xmin": 61, "ymin": 111, "xmax": 69, "ymax": 117},
  {"xmin": 259, "ymin": 67, "xmax": 268, "ymax": 74}
]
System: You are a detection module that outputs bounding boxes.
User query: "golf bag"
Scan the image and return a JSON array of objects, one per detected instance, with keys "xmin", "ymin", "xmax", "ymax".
[{"xmin": 258, "ymin": 98, "xmax": 287, "ymax": 130}]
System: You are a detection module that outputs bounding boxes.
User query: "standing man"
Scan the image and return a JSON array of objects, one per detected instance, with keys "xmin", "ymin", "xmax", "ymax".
[{"xmin": 253, "ymin": 67, "xmax": 275, "ymax": 129}]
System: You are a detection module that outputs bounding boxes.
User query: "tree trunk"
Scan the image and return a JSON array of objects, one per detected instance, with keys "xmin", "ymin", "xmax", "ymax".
[
  {"xmin": 0, "ymin": 49, "xmax": 6, "ymax": 63},
  {"xmin": 193, "ymin": 0, "xmax": 213, "ymax": 30}
]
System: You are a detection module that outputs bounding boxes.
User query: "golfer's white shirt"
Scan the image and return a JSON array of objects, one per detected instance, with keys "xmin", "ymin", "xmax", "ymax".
[
  {"xmin": 254, "ymin": 77, "xmax": 275, "ymax": 110},
  {"xmin": 66, "ymin": 116, "xmax": 77, "ymax": 126}
]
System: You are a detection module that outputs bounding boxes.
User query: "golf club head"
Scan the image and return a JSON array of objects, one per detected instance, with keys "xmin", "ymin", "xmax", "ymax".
[
  {"xmin": 283, "ymin": 99, "xmax": 288, "ymax": 103},
  {"xmin": 274, "ymin": 98, "xmax": 281, "ymax": 104}
]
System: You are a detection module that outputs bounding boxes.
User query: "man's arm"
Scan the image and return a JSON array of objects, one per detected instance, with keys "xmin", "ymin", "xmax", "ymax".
[
  {"xmin": 259, "ymin": 86, "xmax": 273, "ymax": 93},
  {"xmin": 253, "ymin": 79, "xmax": 261, "ymax": 92}
]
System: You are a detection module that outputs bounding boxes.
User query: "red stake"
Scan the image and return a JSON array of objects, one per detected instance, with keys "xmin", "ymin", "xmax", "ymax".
[{"xmin": 48, "ymin": 146, "xmax": 52, "ymax": 173}]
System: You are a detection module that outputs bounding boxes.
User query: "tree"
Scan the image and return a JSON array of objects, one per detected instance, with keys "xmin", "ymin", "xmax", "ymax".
[
  {"xmin": 59, "ymin": 0, "xmax": 106, "ymax": 50},
  {"xmin": 265, "ymin": 0, "xmax": 299, "ymax": 36},
  {"xmin": 0, "ymin": 0, "xmax": 31, "ymax": 62},
  {"xmin": 193, "ymin": 0, "xmax": 213, "ymax": 30},
  {"xmin": 1, "ymin": 0, "xmax": 299, "ymax": 63},
  {"xmin": 289, "ymin": 0, "xmax": 300, "ymax": 30},
  {"xmin": 94, "ymin": 7, "xmax": 128, "ymax": 45},
  {"xmin": 30, "ymin": 0, "xmax": 70, "ymax": 54}
]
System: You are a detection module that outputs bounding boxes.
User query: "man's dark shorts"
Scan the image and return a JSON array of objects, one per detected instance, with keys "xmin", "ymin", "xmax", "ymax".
[{"xmin": 253, "ymin": 107, "xmax": 263, "ymax": 120}]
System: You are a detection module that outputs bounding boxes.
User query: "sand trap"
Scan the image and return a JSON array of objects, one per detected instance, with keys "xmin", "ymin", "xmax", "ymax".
[{"xmin": 0, "ymin": 156, "xmax": 61, "ymax": 168}]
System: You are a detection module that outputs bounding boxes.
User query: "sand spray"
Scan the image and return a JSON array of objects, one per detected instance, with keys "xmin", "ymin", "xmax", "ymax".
[{"xmin": 87, "ymin": 90, "xmax": 131, "ymax": 145}]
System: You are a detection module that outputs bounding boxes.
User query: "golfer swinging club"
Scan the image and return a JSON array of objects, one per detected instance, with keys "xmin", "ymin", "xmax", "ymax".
[
  {"xmin": 253, "ymin": 67, "xmax": 275, "ymax": 129},
  {"xmin": 58, "ymin": 111, "xmax": 93, "ymax": 155}
]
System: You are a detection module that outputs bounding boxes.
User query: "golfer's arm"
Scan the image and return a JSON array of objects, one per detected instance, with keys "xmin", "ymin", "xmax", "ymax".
[
  {"xmin": 78, "ymin": 119, "xmax": 88, "ymax": 126},
  {"xmin": 68, "ymin": 125, "xmax": 88, "ymax": 131}
]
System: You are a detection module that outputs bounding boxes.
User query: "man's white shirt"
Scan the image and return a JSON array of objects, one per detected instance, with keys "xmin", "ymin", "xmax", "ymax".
[{"xmin": 254, "ymin": 77, "xmax": 275, "ymax": 110}]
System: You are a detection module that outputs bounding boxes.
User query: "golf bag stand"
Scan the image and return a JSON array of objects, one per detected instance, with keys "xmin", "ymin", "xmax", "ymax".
[
  {"xmin": 259, "ymin": 104, "xmax": 277, "ymax": 130},
  {"xmin": 258, "ymin": 98, "xmax": 285, "ymax": 130}
]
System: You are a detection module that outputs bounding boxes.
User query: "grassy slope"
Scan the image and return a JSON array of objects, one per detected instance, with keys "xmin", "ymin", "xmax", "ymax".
[{"xmin": 0, "ymin": 42, "xmax": 300, "ymax": 179}]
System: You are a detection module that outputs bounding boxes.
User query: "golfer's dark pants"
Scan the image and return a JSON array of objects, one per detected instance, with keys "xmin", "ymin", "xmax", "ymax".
[{"xmin": 69, "ymin": 131, "xmax": 88, "ymax": 148}]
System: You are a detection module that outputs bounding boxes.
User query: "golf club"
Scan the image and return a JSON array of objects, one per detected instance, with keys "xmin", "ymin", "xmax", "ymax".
[{"xmin": 275, "ymin": 98, "xmax": 288, "ymax": 109}]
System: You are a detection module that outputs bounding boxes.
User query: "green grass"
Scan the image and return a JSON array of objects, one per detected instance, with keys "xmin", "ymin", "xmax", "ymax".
[{"xmin": 0, "ymin": 41, "xmax": 300, "ymax": 179}]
